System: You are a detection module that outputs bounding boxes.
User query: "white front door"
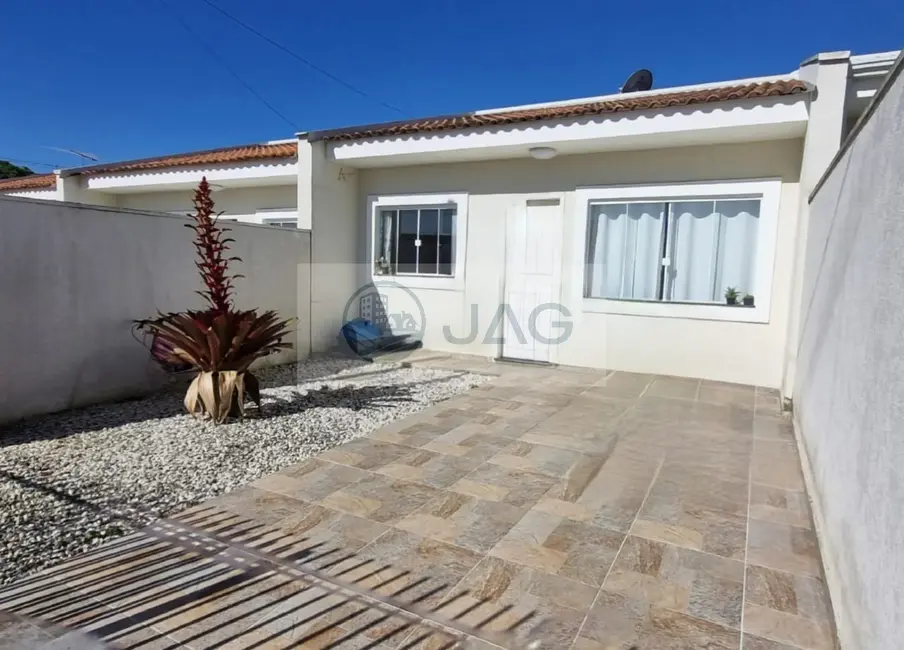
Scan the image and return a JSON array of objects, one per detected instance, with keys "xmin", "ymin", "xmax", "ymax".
[{"xmin": 502, "ymin": 198, "xmax": 564, "ymax": 362}]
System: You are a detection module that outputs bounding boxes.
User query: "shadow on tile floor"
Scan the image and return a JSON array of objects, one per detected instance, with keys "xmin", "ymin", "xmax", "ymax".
[{"xmin": 0, "ymin": 507, "xmax": 540, "ymax": 649}]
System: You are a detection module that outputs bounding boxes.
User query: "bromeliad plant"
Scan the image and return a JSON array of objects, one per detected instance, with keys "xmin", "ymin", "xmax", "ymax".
[{"xmin": 138, "ymin": 178, "xmax": 293, "ymax": 424}]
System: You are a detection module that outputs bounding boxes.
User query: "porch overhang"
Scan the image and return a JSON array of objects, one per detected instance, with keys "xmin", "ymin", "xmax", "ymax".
[
  {"xmin": 324, "ymin": 95, "xmax": 809, "ymax": 168},
  {"xmin": 76, "ymin": 161, "xmax": 298, "ymax": 193}
]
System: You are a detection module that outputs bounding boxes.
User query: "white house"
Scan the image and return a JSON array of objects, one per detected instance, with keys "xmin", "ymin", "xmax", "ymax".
[
  {"xmin": 0, "ymin": 140, "xmax": 300, "ymax": 227},
  {"xmin": 2, "ymin": 49, "xmax": 898, "ymax": 394},
  {"xmin": 298, "ymin": 49, "xmax": 899, "ymax": 395}
]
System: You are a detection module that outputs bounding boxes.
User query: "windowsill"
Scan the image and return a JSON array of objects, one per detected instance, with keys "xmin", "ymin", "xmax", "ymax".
[
  {"xmin": 370, "ymin": 272, "xmax": 462, "ymax": 292},
  {"xmin": 582, "ymin": 297, "xmax": 769, "ymax": 323}
]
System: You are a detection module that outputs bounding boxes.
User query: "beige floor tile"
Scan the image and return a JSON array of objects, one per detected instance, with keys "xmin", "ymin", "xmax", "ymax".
[
  {"xmin": 374, "ymin": 448, "xmax": 482, "ymax": 489},
  {"xmin": 750, "ymin": 484, "xmax": 813, "ymax": 529},
  {"xmin": 486, "ymin": 441, "xmax": 587, "ymax": 478},
  {"xmin": 577, "ymin": 590, "xmax": 741, "ymax": 649},
  {"xmin": 743, "ymin": 634, "xmax": 805, "ymax": 650},
  {"xmin": 602, "ymin": 536, "xmax": 745, "ymax": 629},
  {"xmin": 318, "ymin": 474, "xmax": 440, "ymax": 525},
  {"xmin": 450, "ymin": 555, "xmax": 597, "ymax": 647},
  {"xmin": 743, "ymin": 564, "xmax": 835, "ymax": 649},
  {"xmin": 645, "ymin": 377, "xmax": 700, "ymax": 400},
  {"xmin": 489, "ymin": 511, "xmax": 623, "ymax": 586},
  {"xmin": 747, "ymin": 520, "xmax": 822, "ymax": 578},
  {"xmin": 448, "ymin": 463, "xmax": 557, "ymax": 508},
  {"xmin": 252, "ymin": 461, "xmax": 371, "ymax": 507},
  {"xmin": 395, "ymin": 491, "xmax": 526, "ymax": 553},
  {"xmin": 319, "ymin": 439, "xmax": 415, "ymax": 471}
]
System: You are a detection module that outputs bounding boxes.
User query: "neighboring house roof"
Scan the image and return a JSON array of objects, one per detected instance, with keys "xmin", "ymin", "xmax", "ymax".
[
  {"xmin": 0, "ymin": 142, "xmax": 297, "ymax": 193},
  {"xmin": 0, "ymin": 174, "xmax": 56, "ymax": 191},
  {"xmin": 0, "ymin": 142, "xmax": 298, "ymax": 192},
  {"xmin": 309, "ymin": 79, "xmax": 810, "ymax": 142},
  {"xmin": 65, "ymin": 142, "xmax": 297, "ymax": 176}
]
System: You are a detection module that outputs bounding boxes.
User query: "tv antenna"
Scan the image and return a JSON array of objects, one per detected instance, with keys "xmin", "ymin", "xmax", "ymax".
[
  {"xmin": 40, "ymin": 146, "xmax": 100, "ymax": 164},
  {"xmin": 620, "ymin": 69, "xmax": 653, "ymax": 93}
]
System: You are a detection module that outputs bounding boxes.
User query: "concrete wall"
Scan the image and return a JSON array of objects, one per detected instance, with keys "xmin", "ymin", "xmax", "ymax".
[
  {"xmin": 794, "ymin": 60, "xmax": 904, "ymax": 650},
  {"xmin": 304, "ymin": 141, "xmax": 360, "ymax": 353},
  {"xmin": 116, "ymin": 185, "xmax": 298, "ymax": 224},
  {"xmin": 780, "ymin": 52, "xmax": 852, "ymax": 399},
  {"xmin": 351, "ymin": 139, "xmax": 803, "ymax": 387},
  {"xmin": 0, "ymin": 197, "xmax": 310, "ymax": 424}
]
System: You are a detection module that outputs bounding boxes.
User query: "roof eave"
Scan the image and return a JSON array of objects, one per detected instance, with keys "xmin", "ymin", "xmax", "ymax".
[{"xmin": 314, "ymin": 80, "xmax": 810, "ymax": 144}]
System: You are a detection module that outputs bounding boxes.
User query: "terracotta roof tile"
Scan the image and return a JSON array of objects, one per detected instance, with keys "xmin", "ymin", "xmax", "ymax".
[
  {"xmin": 74, "ymin": 142, "xmax": 297, "ymax": 176},
  {"xmin": 315, "ymin": 79, "xmax": 810, "ymax": 141},
  {"xmin": 0, "ymin": 143, "xmax": 298, "ymax": 192},
  {"xmin": 0, "ymin": 173, "xmax": 56, "ymax": 191}
]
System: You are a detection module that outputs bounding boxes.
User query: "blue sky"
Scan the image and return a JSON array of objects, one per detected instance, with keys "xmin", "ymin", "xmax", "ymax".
[{"xmin": 1, "ymin": 0, "xmax": 901, "ymax": 172}]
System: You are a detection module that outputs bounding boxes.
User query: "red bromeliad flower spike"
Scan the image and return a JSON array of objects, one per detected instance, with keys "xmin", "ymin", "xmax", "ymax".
[{"xmin": 187, "ymin": 177, "xmax": 244, "ymax": 316}]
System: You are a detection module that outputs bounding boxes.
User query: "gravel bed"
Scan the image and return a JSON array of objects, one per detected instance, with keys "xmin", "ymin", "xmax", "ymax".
[{"xmin": 0, "ymin": 357, "xmax": 490, "ymax": 585}]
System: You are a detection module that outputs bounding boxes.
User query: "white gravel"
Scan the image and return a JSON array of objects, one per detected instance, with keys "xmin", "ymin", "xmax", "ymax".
[{"xmin": 0, "ymin": 357, "xmax": 489, "ymax": 585}]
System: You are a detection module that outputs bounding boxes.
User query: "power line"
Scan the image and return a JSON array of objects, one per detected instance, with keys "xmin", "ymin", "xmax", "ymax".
[
  {"xmin": 0, "ymin": 156, "xmax": 61, "ymax": 169},
  {"xmin": 156, "ymin": 0, "xmax": 299, "ymax": 130},
  {"xmin": 196, "ymin": 0, "xmax": 408, "ymax": 117}
]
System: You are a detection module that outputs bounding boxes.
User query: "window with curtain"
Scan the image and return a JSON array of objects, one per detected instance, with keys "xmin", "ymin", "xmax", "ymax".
[
  {"xmin": 375, "ymin": 207, "xmax": 455, "ymax": 276},
  {"xmin": 585, "ymin": 197, "xmax": 760, "ymax": 303}
]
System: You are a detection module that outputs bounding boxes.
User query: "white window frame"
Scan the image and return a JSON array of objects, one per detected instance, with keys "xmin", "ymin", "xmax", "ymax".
[
  {"xmin": 574, "ymin": 178, "xmax": 782, "ymax": 324},
  {"xmin": 262, "ymin": 217, "xmax": 298, "ymax": 229},
  {"xmin": 366, "ymin": 192, "xmax": 468, "ymax": 291},
  {"xmin": 257, "ymin": 208, "xmax": 298, "ymax": 228}
]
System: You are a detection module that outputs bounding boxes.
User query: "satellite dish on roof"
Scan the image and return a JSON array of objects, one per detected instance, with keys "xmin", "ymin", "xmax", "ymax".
[{"xmin": 620, "ymin": 69, "xmax": 653, "ymax": 93}]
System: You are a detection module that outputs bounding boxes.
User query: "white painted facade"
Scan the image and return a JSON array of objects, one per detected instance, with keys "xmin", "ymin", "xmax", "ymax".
[{"xmin": 315, "ymin": 139, "xmax": 803, "ymax": 388}]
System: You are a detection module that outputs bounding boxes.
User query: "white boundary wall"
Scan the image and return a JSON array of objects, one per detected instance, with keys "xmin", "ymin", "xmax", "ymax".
[
  {"xmin": 0, "ymin": 197, "xmax": 310, "ymax": 423},
  {"xmin": 795, "ymin": 57, "xmax": 904, "ymax": 650}
]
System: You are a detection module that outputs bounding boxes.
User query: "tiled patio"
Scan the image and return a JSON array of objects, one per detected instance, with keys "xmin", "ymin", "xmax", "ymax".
[{"xmin": 0, "ymin": 354, "xmax": 836, "ymax": 650}]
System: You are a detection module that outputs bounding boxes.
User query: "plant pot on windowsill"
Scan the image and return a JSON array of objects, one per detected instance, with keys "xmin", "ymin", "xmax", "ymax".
[
  {"xmin": 724, "ymin": 287, "xmax": 739, "ymax": 306},
  {"xmin": 742, "ymin": 294, "xmax": 755, "ymax": 307}
]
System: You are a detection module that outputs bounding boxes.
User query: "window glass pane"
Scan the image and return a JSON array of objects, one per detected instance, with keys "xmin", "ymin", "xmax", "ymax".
[
  {"xmin": 439, "ymin": 208, "xmax": 455, "ymax": 275},
  {"xmin": 418, "ymin": 209, "xmax": 439, "ymax": 275},
  {"xmin": 440, "ymin": 209, "xmax": 454, "ymax": 235},
  {"xmin": 397, "ymin": 209, "xmax": 419, "ymax": 273},
  {"xmin": 667, "ymin": 201, "xmax": 719, "ymax": 302},
  {"xmin": 667, "ymin": 199, "xmax": 759, "ymax": 302},
  {"xmin": 376, "ymin": 210, "xmax": 396, "ymax": 274},
  {"xmin": 585, "ymin": 202, "xmax": 664, "ymax": 299},
  {"xmin": 715, "ymin": 199, "xmax": 760, "ymax": 299}
]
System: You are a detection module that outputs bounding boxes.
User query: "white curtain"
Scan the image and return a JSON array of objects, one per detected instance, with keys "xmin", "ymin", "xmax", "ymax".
[
  {"xmin": 586, "ymin": 202, "xmax": 664, "ymax": 300},
  {"xmin": 667, "ymin": 200, "xmax": 759, "ymax": 302},
  {"xmin": 381, "ymin": 211, "xmax": 394, "ymax": 262}
]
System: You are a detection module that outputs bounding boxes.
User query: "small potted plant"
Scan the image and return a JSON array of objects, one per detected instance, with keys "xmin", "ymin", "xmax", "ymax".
[
  {"xmin": 742, "ymin": 293, "xmax": 755, "ymax": 307},
  {"xmin": 374, "ymin": 256, "xmax": 391, "ymax": 275},
  {"xmin": 724, "ymin": 286, "xmax": 739, "ymax": 305}
]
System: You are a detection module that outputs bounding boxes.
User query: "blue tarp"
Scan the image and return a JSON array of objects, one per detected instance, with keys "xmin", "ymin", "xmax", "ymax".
[{"xmin": 340, "ymin": 318, "xmax": 383, "ymax": 354}]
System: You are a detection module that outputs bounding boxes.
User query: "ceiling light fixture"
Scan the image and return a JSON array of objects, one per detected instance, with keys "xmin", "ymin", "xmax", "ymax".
[{"xmin": 528, "ymin": 146, "xmax": 557, "ymax": 160}]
